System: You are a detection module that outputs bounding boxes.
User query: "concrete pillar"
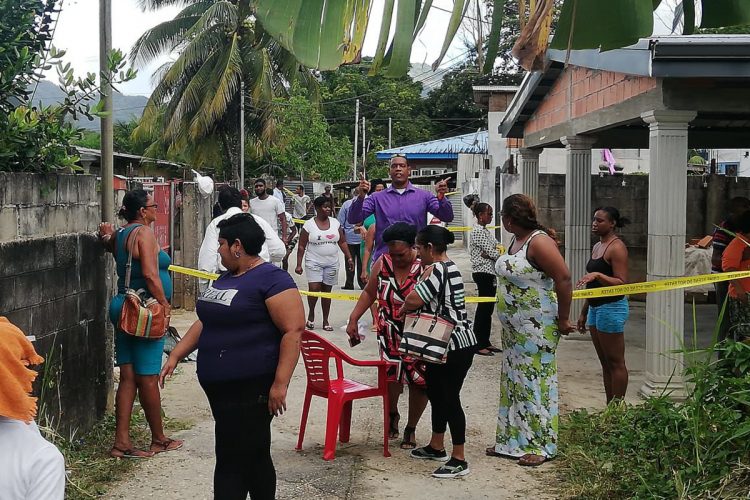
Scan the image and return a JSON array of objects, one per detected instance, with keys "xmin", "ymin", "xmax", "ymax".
[
  {"xmin": 639, "ymin": 110, "xmax": 696, "ymax": 399},
  {"xmin": 519, "ymin": 148, "xmax": 542, "ymax": 203},
  {"xmin": 561, "ymin": 135, "xmax": 596, "ymax": 319}
]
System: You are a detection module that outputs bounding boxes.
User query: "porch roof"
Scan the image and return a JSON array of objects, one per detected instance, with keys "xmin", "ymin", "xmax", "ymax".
[{"xmin": 500, "ymin": 35, "xmax": 750, "ymax": 146}]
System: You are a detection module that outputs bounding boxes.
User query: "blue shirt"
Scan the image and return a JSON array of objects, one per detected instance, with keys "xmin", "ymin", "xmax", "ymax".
[
  {"xmin": 337, "ymin": 198, "xmax": 361, "ymax": 245},
  {"xmin": 195, "ymin": 262, "xmax": 296, "ymax": 384}
]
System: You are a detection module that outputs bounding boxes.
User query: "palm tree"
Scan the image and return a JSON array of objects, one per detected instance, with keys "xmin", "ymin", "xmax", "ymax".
[{"xmin": 130, "ymin": 0, "xmax": 318, "ymax": 177}]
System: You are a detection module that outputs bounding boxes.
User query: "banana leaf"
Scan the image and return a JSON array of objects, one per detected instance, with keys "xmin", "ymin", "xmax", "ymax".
[
  {"xmin": 482, "ymin": 0, "xmax": 505, "ymax": 74},
  {"xmin": 386, "ymin": 0, "xmax": 418, "ymax": 77},
  {"xmin": 701, "ymin": 0, "xmax": 750, "ymax": 28},
  {"xmin": 550, "ymin": 0, "xmax": 654, "ymax": 51}
]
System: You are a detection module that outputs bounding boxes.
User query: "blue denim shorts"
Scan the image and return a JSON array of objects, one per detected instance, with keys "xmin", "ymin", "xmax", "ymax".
[{"xmin": 587, "ymin": 297, "xmax": 629, "ymax": 334}]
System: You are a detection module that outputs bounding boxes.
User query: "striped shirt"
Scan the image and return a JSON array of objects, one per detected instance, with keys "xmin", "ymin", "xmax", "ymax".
[
  {"xmin": 414, "ymin": 260, "xmax": 477, "ymax": 351},
  {"xmin": 712, "ymin": 220, "xmax": 732, "ymax": 272}
]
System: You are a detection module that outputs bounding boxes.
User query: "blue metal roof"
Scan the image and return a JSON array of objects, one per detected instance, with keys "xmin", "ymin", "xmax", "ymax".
[{"xmin": 376, "ymin": 131, "xmax": 488, "ymax": 160}]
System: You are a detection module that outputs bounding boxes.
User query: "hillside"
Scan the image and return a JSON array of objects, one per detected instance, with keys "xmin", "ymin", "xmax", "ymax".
[{"xmin": 28, "ymin": 80, "xmax": 147, "ymax": 130}]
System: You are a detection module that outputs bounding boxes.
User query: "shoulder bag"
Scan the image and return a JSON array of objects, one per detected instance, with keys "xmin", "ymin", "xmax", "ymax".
[
  {"xmin": 118, "ymin": 226, "xmax": 168, "ymax": 339},
  {"xmin": 399, "ymin": 262, "xmax": 455, "ymax": 364}
]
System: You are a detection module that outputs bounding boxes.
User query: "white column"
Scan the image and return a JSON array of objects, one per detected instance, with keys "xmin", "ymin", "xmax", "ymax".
[
  {"xmin": 519, "ymin": 148, "xmax": 541, "ymax": 204},
  {"xmin": 639, "ymin": 110, "xmax": 696, "ymax": 399},
  {"xmin": 561, "ymin": 135, "xmax": 595, "ymax": 320}
]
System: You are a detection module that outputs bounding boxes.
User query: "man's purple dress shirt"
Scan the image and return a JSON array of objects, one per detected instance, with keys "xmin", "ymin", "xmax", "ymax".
[{"xmin": 348, "ymin": 182, "xmax": 454, "ymax": 262}]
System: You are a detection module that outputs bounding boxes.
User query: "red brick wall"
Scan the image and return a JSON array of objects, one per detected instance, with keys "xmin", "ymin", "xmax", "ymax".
[{"xmin": 524, "ymin": 66, "xmax": 657, "ymax": 136}]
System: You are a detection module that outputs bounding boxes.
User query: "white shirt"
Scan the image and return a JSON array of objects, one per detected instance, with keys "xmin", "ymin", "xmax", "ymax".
[
  {"xmin": 303, "ymin": 217, "xmax": 342, "ymax": 266},
  {"xmin": 249, "ymin": 196, "xmax": 285, "ymax": 232},
  {"xmin": 198, "ymin": 207, "xmax": 286, "ymax": 287},
  {"xmin": 0, "ymin": 417, "xmax": 65, "ymax": 500},
  {"xmin": 273, "ymin": 188, "xmax": 285, "ymax": 205},
  {"xmin": 292, "ymin": 194, "xmax": 311, "ymax": 218}
]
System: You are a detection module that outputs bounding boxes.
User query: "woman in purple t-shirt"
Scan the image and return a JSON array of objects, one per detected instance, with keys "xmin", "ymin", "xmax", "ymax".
[{"xmin": 161, "ymin": 213, "xmax": 304, "ymax": 499}]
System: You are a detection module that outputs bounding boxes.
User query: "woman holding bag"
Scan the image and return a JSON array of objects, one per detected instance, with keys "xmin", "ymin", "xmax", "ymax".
[
  {"xmin": 98, "ymin": 189, "xmax": 182, "ymax": 459},
  {"xmin": 400, "ymin": 226, "xmax": 476, "ymax": 479}
]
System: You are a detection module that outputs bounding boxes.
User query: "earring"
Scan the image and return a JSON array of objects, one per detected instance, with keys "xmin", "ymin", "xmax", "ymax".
[{"xmin": 234, "ymin": 251, "xmax": 241, "ymax": 258}]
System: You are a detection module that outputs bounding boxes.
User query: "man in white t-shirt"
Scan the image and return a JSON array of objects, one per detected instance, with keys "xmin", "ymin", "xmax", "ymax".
[
  {"xmin": 0, "ymin": 317, "xmax": 65, "ymax": 500},
  {"xmin": 198, "ymin": 186, "xmax": 285, "ymax": 290},
  {"xmin": 250, "ymin": 178, "xmax": 288, "ymax": 243},
  {"xmin": 292, "ymin": 185, "xmax": 311, "ymax": 225}
]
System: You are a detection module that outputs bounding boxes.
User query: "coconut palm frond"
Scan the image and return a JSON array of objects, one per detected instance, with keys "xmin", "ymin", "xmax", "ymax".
[{"xmin": 130, "ymin": 13, "xmax": 203, "ymax": 67}]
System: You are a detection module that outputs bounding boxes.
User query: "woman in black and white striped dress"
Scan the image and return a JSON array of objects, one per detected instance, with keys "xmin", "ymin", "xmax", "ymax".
[{"xmin": 400, "ymin": 225, "xmax": 477, "ymax": 479}]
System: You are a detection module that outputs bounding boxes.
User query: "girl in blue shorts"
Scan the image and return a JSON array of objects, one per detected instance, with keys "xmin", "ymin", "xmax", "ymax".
[{"xmin": 576, "ymin": 207, "xmax": 630, "ymax": 403}]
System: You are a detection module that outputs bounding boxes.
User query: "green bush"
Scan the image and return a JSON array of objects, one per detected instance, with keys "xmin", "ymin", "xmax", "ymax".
[{"xmin": 558, "ymin": 341, "xmax": 750, "ymax": 499}]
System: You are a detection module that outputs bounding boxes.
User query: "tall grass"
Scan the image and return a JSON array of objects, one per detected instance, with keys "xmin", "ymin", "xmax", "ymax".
[{"xmin": 558, "ymin": 338, "xmax": 750, "ymax": 499}]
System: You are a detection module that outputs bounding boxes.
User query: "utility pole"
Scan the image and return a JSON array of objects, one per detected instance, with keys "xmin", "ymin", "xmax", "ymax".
[
  {"xmin": 99, "ymin": 0, "xmax": 113, "ymax": 222},
  {"xmin": 239, "ymin": 80, "xmax": 245, "ymax": 189},
  {"xmin": 361, "ymin": 116, "xmax": 366, "ymax": 179},
  {"xmin": 388, "ymin": 117, "xmax": 392, "ymax": 149},
  {"xmin": 353, "ymin": 99, "xmax": 359, "ymax": 180}
]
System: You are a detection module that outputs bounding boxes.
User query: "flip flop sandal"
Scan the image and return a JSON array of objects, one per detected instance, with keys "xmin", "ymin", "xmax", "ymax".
[
  {"xmin": 150, "ymin": 438, "xmax": 184, "ymax": 453},
  {"xmin": 400, "ymin": 426, "xmax": 417, "ymax": 449},
  {"xmin": 322, "ymin": 325, "xmax": 334, "ymax": 332},
  {"xmin": 110, "ymin": 446, "xmax": 155, "ymax": 459},
  {"xmin": 518, "ymin": 454, "xmax": 547, "ymax": 467},
  {"xmin": 487, "ymin": 346, "xmax": 502, "ymax": 353},
  {"xmin": 476, "ymin": 349, "xmax": 494, "ymax": 356},
  {"xmin": 305, "ymin": 321, "xmax": 315, "ymax": 329}
]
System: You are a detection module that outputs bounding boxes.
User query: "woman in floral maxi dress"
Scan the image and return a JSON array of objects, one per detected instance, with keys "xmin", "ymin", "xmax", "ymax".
[{"xmin": 488, "ymin": 194, "xmax": 574, "ymax": 466}]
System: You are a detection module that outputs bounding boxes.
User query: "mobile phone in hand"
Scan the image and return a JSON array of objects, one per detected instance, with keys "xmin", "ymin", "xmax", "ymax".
[{"xmin": 348, "ymin": 335, "xmax": 361, "ymax": 347}]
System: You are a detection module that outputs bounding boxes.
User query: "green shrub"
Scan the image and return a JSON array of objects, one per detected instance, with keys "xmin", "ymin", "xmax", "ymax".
[{"xmin": 558, "ymin": 341, "xmax": 750, "ymax": 499}]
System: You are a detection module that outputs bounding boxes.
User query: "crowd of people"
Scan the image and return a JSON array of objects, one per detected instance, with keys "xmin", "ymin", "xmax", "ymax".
[{"xmin": 0, "ymin": 154, "xmax": 718, "ymax": 499}]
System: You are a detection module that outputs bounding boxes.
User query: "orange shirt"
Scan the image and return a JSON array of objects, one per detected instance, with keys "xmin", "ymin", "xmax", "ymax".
[{"xmin": 722, "ymin": 235, "xmax": 750, "ymax": 298}]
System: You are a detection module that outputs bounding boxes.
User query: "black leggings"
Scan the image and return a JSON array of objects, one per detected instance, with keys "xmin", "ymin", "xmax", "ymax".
[
  {"xmin": 425, "ymin": 349, "xmax": 474, "ymax": 445},
  {"xmin": 201, "ymin": 378, "xmax": 275, "ymax": 500},
  {"xmin": 472, "ymin": 272, "xmax": 497, "ymax": 349}
]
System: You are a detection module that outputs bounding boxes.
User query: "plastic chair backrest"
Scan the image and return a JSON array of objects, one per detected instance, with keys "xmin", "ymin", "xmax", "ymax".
[{"xmin": 300, "ymin": 330, "xmax": 345, "ymax": 392}]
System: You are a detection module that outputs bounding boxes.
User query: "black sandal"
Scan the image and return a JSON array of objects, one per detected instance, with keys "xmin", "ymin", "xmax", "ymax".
[
  {"xmin": 400, "ymin": 426, "xmax": 417, "ymax": 449},
  {"xmin": 388, "ymin": 412, "xmax": 400, "ymax": 439}
]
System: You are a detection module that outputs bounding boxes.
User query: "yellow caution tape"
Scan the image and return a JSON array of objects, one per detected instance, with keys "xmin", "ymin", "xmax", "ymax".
[
  {"xmin": 169, "ymin": 266, "xmax": 750, "ymax": 303},
  {"xmin": 293, "ymin": 218, "xmax": 306, "ymax": 225},
  {"xmin": 300, "ymin": 290, "xmax": 361, "ymax": 301},
  {"xmin": 169, "ymin": 265, "xmax": 219, "ymax": 281},
  {"xmin": 571, "ymin": 271, "xmax": 750, "ymax": 300},
  {"xmin": 446, "ymin": 225, "xmax": 501, "ymax": 232}
]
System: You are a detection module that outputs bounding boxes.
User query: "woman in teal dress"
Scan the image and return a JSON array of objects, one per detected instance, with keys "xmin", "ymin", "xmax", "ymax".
[
  {"xmin": 487, "ymin": 194, "xmax": 574, "ymax": 466},
  {"xmin": 99, "ymin": 189, "xmax": 183, "ymax": 459}
]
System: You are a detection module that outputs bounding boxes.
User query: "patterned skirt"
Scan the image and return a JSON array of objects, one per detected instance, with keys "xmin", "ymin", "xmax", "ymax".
[{"xmin": 377, "ymin": 317, "xmax": 427, "ymax": 388}]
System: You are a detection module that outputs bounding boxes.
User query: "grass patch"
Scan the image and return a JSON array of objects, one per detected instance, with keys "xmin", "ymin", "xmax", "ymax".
[
  {"xmin": 41, "ymin": 407, "xmax": 191, "ymax": 499},
  {"xmin": 557, "ymin": 341, "xmax": 750, "ymax": 499}
]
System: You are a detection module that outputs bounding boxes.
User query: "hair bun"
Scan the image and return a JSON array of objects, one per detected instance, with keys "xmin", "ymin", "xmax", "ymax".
[{"xmin": 446, "ymin": 229, "xmax": 455, "ymax": 244}]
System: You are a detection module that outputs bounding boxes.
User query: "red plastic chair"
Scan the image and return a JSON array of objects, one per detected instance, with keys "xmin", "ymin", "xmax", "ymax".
[{"xmin": 295, "ymin": 330, "xmax": 391, "ymax": 460}]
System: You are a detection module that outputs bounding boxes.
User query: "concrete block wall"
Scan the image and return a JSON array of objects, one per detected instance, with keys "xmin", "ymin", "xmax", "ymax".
[
  {"xmin": 0, "ymin": 173, "xmax": 110, "ymax": 436},
  {"xmin": 534, "ymin": 173, "xmax": 750, "ymax": 287}
]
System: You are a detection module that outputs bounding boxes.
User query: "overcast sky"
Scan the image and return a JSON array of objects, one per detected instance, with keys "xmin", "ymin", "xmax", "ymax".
[{"xmin": 51, "ymin": 0, "xmax": 681, "ymax": 97}]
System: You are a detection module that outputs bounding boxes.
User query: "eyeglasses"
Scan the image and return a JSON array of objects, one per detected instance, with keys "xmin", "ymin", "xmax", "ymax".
[{"xmin": 144, "ymin": 204, "xmax": 158, "ymax": 209}]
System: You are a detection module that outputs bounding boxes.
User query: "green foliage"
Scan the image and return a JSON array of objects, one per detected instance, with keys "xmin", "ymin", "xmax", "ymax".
[
  {"xmin": 425, "ymin": 64, "xmax": 519, "ymax": 137},
  {"xmin": 559, "ymin": 341, "xmax": 750, "ymax": 499},
  {"xmin": 264, "ymin": 86, "xmax": 352, "ymax": 182},
  {"xmin": 320, "ymin": 62, "xmax": 436, "ymax": 166},
  {"xmin": 0, "ymin": 0, "xmax": 136, "ymax": 172}
]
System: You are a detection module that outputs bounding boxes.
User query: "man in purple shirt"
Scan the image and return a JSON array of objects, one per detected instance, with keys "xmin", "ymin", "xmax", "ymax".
[{"xmin": 348, "ymin": 154, "xmax": 453, "ymax": 262}]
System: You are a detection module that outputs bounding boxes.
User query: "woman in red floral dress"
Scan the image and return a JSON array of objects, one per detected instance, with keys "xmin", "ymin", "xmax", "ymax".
[{"xmin": 346, "ymin": 222, "xmax": 427, "ymax": 449}]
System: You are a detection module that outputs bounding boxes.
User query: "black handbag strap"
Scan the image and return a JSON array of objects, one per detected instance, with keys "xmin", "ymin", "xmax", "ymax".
[
  {"xmin": 123, "ymin": 225, "xmax": 143, "ymax": 290},
  {"xmin": 431, "ymin": 261, "xmax": 450, "ymax": 320}
]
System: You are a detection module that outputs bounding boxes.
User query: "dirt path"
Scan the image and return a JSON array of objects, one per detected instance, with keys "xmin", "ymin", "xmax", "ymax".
[{"xmin": 107, "ymin": 249, "xmax": 647, "ymax": 499}]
